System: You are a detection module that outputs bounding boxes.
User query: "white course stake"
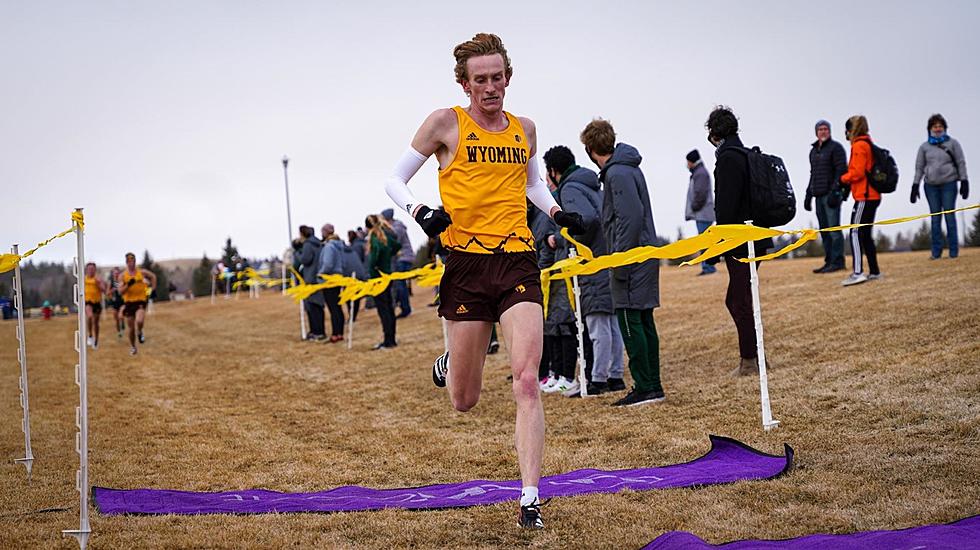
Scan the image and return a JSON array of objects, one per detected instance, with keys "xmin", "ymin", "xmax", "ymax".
[
  {"xmin": 299, "ymin": 300, "xmax": 308, "ymax": 340},
  {"xmin": 64, "ymin": 209, "xmax": 91, "ymax": 549},
  {"xmin": 12, "ymin": 244, "xmax": 34, "ymax": 479},
  {"xmin": 346, "ymin": 272, "xmax": 356, "ymax": 350},
  {"xmin": 569, "ymin": 248, "xmax": 589, "ymax": 397},
  {"xmin": 210, "ymin": 274, "xmax": 216, "ymax": 305},
  {"xmin": 746, "ymin": 221, "xmax": 779, "ymax": 431}
]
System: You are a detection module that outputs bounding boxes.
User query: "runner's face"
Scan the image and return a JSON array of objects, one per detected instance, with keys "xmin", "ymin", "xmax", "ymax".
[
  {"xmin": 126, "ymin": 257, "xmax": 136, "ymax": 270},
  {"xmin": 461, "ymin": 54, "xmax": 508, "ymax": 113},
  {"xmin": 85, "ymin": 264, "xmax": 96, "ymax": 277}
]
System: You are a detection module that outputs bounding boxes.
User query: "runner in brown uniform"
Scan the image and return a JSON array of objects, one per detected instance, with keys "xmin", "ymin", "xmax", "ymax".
[{"xmin": 383, "ymin": 33, "xmax": 584, "ymax": 529}]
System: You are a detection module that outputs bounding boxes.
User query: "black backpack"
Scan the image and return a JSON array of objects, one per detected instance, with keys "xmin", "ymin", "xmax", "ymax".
[
  {"xmin": 866, "ymin": 141, "xmax": 899, "ymax": 194},
  {"xmin": 731, "ymin": 146, "xmax": 797, "ymax": 228}
]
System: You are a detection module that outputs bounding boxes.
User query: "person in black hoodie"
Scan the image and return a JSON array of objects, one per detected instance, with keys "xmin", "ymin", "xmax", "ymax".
[
  {"xmin": 706, "ymin": 106, "xmax": 773, "ymax": 376},
  {"xmin": 805, "ymin": 119, "xmax": 848, "ymax": 273}
]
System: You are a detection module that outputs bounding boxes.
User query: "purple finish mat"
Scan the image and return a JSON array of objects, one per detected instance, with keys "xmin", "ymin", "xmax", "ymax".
[
  {"xmin": 642, "ymin": 514, "xmax": 980, "ymax": 549},
  {"xmin": 93, "ymin": 435, "xmax": 792, "ymax": 516}
]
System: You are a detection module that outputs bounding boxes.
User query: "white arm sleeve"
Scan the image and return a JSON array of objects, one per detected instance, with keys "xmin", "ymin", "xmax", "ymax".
[
  {"xmin": 384, "ymin": 147, "xmax": 429, "ymax": 216},
  {"xmin": 525, "ymin": 154, "xmax": 560, "ymax": 216}
]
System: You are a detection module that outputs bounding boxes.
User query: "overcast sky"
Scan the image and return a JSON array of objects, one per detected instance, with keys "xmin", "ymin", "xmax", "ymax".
[{"xmin": 2, "ymin": 1, "xmax": 978, "ymax": 266}]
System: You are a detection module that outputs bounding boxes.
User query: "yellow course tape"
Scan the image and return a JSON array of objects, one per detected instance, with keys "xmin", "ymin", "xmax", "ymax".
[
  {"xmin": 0, "ymin": 211, "xmax": 84, "ymax": 274},
  {"xmin": 249, "ymin": 204, "xmax": 980, "ymax": 312}
]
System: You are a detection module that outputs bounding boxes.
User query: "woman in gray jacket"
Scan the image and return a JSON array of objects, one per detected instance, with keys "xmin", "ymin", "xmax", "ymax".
[{"xmin": 911, "ymin": 113, "xmax": 969, "ymax": 259}]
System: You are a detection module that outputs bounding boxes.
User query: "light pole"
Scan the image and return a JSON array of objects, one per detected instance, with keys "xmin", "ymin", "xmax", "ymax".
[{"xmin": 282, "ymin": 155, "xmax": 293, "ymax": 294}]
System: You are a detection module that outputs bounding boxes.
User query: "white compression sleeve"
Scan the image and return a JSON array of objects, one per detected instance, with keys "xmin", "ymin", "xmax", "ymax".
[
  {"xmin": 384, "ymin": 147, "xmax": 429, "ymax": 216},
  {"xmin": 526, "ymin": 154, "xmax": 559, "ymax": 216}
]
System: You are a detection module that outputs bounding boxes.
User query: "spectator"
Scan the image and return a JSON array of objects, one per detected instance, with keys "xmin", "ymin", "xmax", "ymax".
[
  {"xmin": 581, "ymin": 118, "xmax": 665, "ymax": 406},
  {"xmin": 706, "ymin": 106, "xmax": 773, "ymax": 376},
  {"xmin": 839, "ymin": 115, "xmax": 882, "ymax": 286},
  {"xmin": 805, "ymin": 120, "xmax": 848, "ymax": 273},
  {"xmin": 340, "ymin": 231, "xmax": 369, "ymax": 322},
  {"xmin": 544, "ymin": 145, "xmax": 625, "ymax": 395},
  {"xmin": 294, "ymin": 225, "xmax": 326, "ymax": 340},
  {"xmin": 365, "ymin": 214, "xmax": 401, "ymax": 350},
  {"xmin": 912, "ymin": 113, "xmax": 970, "ymax": 259},
  {"xmin": 319, "ymin": 224, "xmax": 346, "ymax": 343},
  {"xmin": 685, "ymin": 149, "xmax": 717, "ymax": 276},
  {"xmin": 348, "ymin": 229, "xmax": 368, "ymax": 263},
  {"xmin": 382, "ymin": 208, "xmax": 415, "ymax": 318}
]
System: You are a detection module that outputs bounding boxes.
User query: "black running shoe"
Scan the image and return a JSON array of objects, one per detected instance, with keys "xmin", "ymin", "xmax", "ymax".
[
  {"xmin": 606, "ymin": 378, "xmax": 627, "ymax": 392},
  {"xmin": 487, "ymin": 340, "xmax": 500, "ymax": 355},
  {"xmin": 612, "ymin": 388, "xmax": 665, "ymax": 407},
  {"xmin": 585, "ymin": 381, "xmax": 607, "ymax": 395},
  {"xmin": 518, "ymin": 500, "xmax": 544, "ymax": 529},
  {"xmin": 138, "ymin": 332, "xmax": 145, "ymax": 344},
  {"xmin": 432, "ymin": 352, "xmax": 449, "ymax": 388}
]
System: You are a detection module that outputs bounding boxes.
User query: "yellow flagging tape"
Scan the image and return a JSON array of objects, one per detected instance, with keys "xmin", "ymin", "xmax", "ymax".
[
  {"xmin": 247, "ymin": 204, "xmax": 980, "ymax": 311},
  {"xmin": 0, "ymin": 211, "xmax": 84, "ymax": 274}
]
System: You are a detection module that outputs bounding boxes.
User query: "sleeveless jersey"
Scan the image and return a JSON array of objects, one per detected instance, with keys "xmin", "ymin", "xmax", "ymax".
[
  {"xmin": 121, "ymin": 268, "xmax": 148, "ymax": 303},
  {"xmin": 438, "ymin": 106, "xmax": 534, "ymax": 254},
  {"xmin": 84, "ymin": 275, "xmax": 101, "ymax": 304}
]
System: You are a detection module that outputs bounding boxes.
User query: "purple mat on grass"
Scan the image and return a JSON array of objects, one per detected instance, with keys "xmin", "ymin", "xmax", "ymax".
[
  {"xmin": 642, "ymin": 514, "xmax": 980, "ymax": 549},
  {"xmin": 93, "ymin": 435, "xmax": 791, "ymax": 515}
]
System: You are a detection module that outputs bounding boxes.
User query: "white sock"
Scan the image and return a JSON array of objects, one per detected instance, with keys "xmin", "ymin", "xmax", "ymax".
[{"xmin": 520, "ymin": 486, "xmax": 539, "ymax": 507}]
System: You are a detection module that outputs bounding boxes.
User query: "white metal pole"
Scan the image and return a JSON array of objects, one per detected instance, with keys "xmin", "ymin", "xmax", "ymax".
[
  {"xmin": 12, "ymin": 244, "xmax": 34, "ymax": 479},
  {"xmin": 568, "ymin": 248, "xmax": 589, "ymax": 397},
  {"xmin": 64, "ymin": 209, "xmax": 91, "ymax": 549},
  {"xmin": 210, "ymin": 274, "xmax": 216, "ymax": 305},
  {"xmin": 299, "ymin": 300, "xmax": 307, "ymax": 340},
  {"xmin": 346, "ymin": 272, "xmax": 355, "ymax": 350},
  {"xmin": 746, "ymin": 221, "xmax": 779, "ymax": 431}
]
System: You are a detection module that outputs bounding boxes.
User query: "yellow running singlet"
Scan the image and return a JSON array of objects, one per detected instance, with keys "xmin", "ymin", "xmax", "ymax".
[
  {"xmin": 438, "ymin": 106, "xmax": 534, "ymax": 254},
  {"xmin": 84, "ymin": 275, "xmax": 101, "ymax": 304},
  {"xmin": 121, "ymin": 269, "xmax": 148, "ymax": 303}
]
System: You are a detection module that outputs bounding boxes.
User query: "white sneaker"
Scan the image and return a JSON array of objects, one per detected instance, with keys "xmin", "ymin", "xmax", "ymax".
[
  {"xmin": 539, "ymin": 375, "xmax": 559, "ymax": 391},
  {"xmin": 545, "ymin": 377, "xmax": 573, "ymax": 394},
  {"xmin": 87, "ymin": 336, "xmax": 94, "ymax": 348},
  {"xmin": 560, "ymin": 379, "xmax": 581, "ymax": 397},
  {"xmin": 841, "ymin": 273, "xmax": 868, "ymax": 287},
  {"xmin": 868, "ymin": 273, "xmax": 883, "ymax": 281}
]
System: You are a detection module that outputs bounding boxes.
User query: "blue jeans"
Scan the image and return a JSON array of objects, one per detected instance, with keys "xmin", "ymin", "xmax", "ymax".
[
  {"xmin": 393, "ymin": 260, "xmax": 413, "ymax": 314},
  {"xmin": 924, "ymin": 182, "xmax": 959, "ymax": 258},
  {"xmin": 815, "ymin": 194, "xmax": 845, "ymax": 268},
  {"xmin": 695, "ymin": 220, "xmax": 717, "ymax": 273}
]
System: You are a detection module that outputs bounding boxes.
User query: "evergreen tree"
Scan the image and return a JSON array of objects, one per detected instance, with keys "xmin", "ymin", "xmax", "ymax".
[
  {"xmin": 222, "ymin": 237, "xmax": 240, "ymax": 267},
  {"xmin": 140, "ymin": 250, "xmax": 171, "ymax": 302},
  {"xmin": 892, "ymin": 230, "xmax": 913, "ymax": 252},
  {"xmin": 191, "ymin": 254, "xmax": 215, "ymax": 297},
  {"xmin": 911, "ymin": 221, "xmax": 938, "ymax": 251},
  {"xmin": 874, "ymin": 231, "xmax": 893, "ymax": 253},
  {"xmin": 967, "ymin": 210, "xmax": 980, "ymax": 247}
]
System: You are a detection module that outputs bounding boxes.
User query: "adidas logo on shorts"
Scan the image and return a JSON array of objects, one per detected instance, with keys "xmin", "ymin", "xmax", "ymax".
[
  {"xmin": 466, "ymin": 132, "xmax": 479, "ymax": 141},
  {"xmin": 456, "ymin": 304, "xmax": 469, "ymax": 314}
]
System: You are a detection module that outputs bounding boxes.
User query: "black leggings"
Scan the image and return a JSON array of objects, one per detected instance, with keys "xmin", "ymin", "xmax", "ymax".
[
  {"xmin": 850, "ymin": 200, "xmax": 880, "ymax": 276},
  {"xmin": 374, "ymin": 284, "xmax": 397, "ymax": 346},
  {"xmin": 322, "ymin": 287, "xmax": 345, "ymax": 337}
]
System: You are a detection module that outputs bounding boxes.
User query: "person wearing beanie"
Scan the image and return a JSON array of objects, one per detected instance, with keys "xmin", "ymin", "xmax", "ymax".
[
  {"xmin": 805, "ymin": 119, "xmax": 848, "ymax": 273},
  {"xmin": 911, "ymin": 113, "xmax": 970, "ymax": 259},
  {"xmin": 684, "ymin": 148, "xmax": 716, "ymax": 275}
]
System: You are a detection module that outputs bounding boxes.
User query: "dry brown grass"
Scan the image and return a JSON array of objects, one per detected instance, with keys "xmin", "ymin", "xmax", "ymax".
[{"xmin": 2, "ymin": 250, "xmax": 979, "ymax": 549}]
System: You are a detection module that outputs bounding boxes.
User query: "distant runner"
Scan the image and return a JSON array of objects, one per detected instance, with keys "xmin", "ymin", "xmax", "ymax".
[
  {"xmin": 116, "ymin": 252, "xmax": 157, "ymax": 355},
  {"xmin": 83, "ymin": 262, "xmax": 108, "ymax": 349}
]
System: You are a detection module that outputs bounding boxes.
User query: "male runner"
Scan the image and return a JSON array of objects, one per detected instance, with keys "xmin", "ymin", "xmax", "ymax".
[
  {"xmin": 107, "ymin": 267, "xmax": 125, "ymax": 336},
  {"xmin": 383, "ymin": 33, "xmax": 584, "ymax": 529},
  {"xmin": 83, "ymin": 262, "xmax": 108, "ymax": 349},
  {"xmin": 116, "ymin": 252, "xmax": 157, "ymax": 355}
]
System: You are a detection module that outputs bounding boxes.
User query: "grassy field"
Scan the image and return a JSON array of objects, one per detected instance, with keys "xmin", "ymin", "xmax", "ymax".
[{"xmin": 2, "ymin": 250, "xmax": 978, "ymax": 549}]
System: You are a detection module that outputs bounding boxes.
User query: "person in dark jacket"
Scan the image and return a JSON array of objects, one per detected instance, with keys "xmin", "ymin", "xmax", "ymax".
[
  {"xmin": 319, "ymin": 224, "xmax": 346, "ymax": 342},
  {"xmin": 580, "ymin": 119, "xmax": 664, "ymax": 407},
  {"xmin": 294, "ymin": 225, "xmax": 326, "ymax": 341},
  {"xmin": 340, "ymin": 234, "xmax": 368, "ymax": 322},
  {"xmin": 685, "ymin": 149, "xmax": 717, "ymax": 276},
  {"xmin": 911, "ymin": 113, "xmax": 970, "ymax": 259},
  {"xmin": 805, "ymin": 120, "xmax": 848, "ymax": 273},
  {"xmin": 365, "ymin": 214, "xmax": 400, "ymax": 349},
  {"xmin": 381, "ymin": 208, "xmax": 415, "ymax": 317},
  {"xmin": 544, "ymin": 145, "xmax": 625, "ymax": 395},
  {"xmin": 706, "ymin": 106, "xmax": 773, "ymax": 376}
]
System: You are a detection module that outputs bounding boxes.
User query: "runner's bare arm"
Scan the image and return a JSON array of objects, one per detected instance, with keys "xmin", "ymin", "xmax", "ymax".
[
  {"xmin": 519, "ymin": 116, "xmax": 560, "ymax": 218},
  {"xmin": 386, "ymin": 109, "xmax": 457, "ymax": 217},
  {"xmin": 144, "ymin": 270, "xmax": 158, "ymax": 290}
]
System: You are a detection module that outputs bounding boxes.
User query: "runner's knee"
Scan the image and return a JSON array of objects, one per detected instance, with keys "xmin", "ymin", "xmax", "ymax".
[{"xmin": 450, "ymin": 390, "xmax": 479, "ymax": 412}]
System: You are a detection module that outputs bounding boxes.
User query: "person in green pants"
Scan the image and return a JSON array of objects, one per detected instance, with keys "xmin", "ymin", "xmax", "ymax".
[{"xmin": 580, "ymin": 118, "xmax": 665, "ymax": 406}]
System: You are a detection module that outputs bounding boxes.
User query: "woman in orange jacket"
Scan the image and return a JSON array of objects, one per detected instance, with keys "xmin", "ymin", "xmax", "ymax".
[{"xmin": 839, "ymin": 115, "xmax": 882, "ymax": 286}]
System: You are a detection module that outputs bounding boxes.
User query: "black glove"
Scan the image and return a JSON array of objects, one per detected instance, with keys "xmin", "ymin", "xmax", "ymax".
[
  {"xmin": 910, "ymin": 183, "xmax": 920, "ymax": 204},
  {"xmin": 827, "ymin": 189, "xmax": 843, "ymax": 208},
  {"xmin": 553, "ymin": 210, "xmax": 586, "ymax": 234},
  {"xmin": 840, "ymin": 184, "xmax": 850, "ymax": 202},
  {"xmin": 414, "ymin": 205, "xmax": 452, "ymax": 238},
  {"xmin": 961, "ymin": 180, "xmax": 969, "ymax": 200},
  {"xmin": 804, "ymin": 194, "xmax": 813, "ymax": 212}
]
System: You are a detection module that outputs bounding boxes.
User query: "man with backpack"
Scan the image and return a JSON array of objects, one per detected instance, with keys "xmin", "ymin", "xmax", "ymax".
[{"xmin": 706, "ymin": 106, "xmax": 775, "ymax": 376}]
